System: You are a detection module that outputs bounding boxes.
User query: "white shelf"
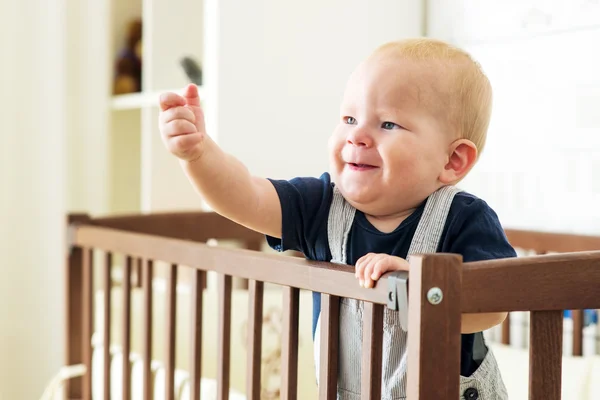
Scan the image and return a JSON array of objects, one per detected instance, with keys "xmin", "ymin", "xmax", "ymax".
[{"xmin": 111, "ymin": 86, "xmax": 204, "ymax": 110}]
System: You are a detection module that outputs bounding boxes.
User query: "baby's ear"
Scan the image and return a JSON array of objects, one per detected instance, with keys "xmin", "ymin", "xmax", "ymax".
[{"xmin": 439, "ymin": 139, "xmax": 478, "ymax": 184}]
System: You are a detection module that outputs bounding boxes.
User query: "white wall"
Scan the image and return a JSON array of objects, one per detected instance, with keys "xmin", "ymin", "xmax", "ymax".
[
  {"xmin": 428, "ymin": 1, "xmax": 600, "ymax": 235},
  {"xmin": 0, "ymin": 1, "xmax": 67, "ymax": 398},
  {"xmin": 67, "ymin": 0, "xmax": 112, "ymax": 215},
  {"xmin": 138, "ymin": 0, "xmax": 425, "ymax": 212},
  {"xmin": 212, "ymin": 0, "xmax": 424, "ymax": 180}
]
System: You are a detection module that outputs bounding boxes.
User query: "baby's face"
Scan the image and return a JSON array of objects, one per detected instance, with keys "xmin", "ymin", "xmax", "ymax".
[{"xmin": 328, "ymin": 55, "xmax": 454, "ymax": 217}]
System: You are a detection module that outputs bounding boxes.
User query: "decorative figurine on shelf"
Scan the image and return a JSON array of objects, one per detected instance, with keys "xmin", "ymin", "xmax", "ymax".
[
  {"xmin": 180, "ymin": 56, "xmax": 202, "ymax": 86},
  {"xmin": 113, "ymin": 18, "xmax": 142, "ymax": 95}
]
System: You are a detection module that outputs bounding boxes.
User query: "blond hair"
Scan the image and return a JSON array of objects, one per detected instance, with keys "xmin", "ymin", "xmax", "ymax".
[{"xmin": 373, "ymin": 38, "xmax": 492, "ymax": 157}]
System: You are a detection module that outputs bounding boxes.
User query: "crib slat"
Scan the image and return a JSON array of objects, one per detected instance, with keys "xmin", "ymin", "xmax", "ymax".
[
  {"xmin": 246, "ymin": 280, "xmax": 264, "ymax": 400},
  {"xmin": 529, "ymin": 310, "xmax": 562, "ymax": 400},
  {"xmin": 143, "ymin": 260, "xmax": 154, "ymax": 400},
  {"xmin": 501, "ymin": 316, "xmax": 510, "ymax": 345},
  {"xmin": 572, "ymin": 309, "xmax": 583, "ymax": 356},
  {"xmin": 190, "ymin": 269, "xmax": 206, "ymax": 400},
  {"xmin": 103, "ymin": 252, "xmax": 113, "ymax": 400},
  {"xmin": 165, "ymin": 264, "xmax": 178, "ymax": 400},
  {"xmin": 281, "ymin": 286, "xmax": 300, "ymax": 400},
  {"xmin": 361, "ymin": 302, "xmax": 384, "ymax": 400},
  {"xmin": 217, "ymin": 274, "xmax": 232, "ymax": 400},
  {"xmin": 319, "ymin": 294, "xmax": 339, "ymax": 400},
  {"xmin": 122, "ymin": 256, "xmax": 132, "ymax": 400},
  {"xmin": 82, "ymin": 248, "xmax": 94, "ymax": 400}
]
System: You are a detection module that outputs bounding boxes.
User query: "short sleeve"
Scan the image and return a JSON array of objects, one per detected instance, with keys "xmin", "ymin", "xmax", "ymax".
[
  {"xmin": 441, "ymin": 196, "xmax": 517, "ymax": 262},
  {"xmin": 265, "ymin": 173, "xmax": 333, "ymax": 257}
]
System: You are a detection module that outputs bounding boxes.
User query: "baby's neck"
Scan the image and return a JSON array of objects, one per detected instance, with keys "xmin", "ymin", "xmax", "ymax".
[{"xmin": 365, "ymin": 208, "xmax": 417, "ymax": 233}]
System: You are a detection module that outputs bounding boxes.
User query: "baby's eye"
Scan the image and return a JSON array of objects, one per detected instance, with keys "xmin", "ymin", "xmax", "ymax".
[
  {"xmin": 382, "ymin": 121, "xmax": 401, "ymax": 130},
  {"xmin": 344, "ymin": 116, "xmax": 357, "ymax": 125}
]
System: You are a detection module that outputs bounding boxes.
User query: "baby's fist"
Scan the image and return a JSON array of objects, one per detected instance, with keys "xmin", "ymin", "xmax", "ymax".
[
  {"xmin": 158, "ymin": 84, "xmax": 207, "ymax": 162},
  {"xmin": 355, "ymin": 253, "xmax": 409, "ymax": 289}
]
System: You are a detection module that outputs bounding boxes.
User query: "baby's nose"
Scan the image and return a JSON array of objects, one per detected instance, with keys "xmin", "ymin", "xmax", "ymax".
[{"xmin": 347, "ymin": 129, "xmax": 373, "ymax": 147}]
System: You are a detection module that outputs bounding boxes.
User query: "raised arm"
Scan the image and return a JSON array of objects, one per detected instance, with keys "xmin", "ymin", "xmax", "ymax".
[{"xmin": 159, "ymin": 84, "xmax": 282, "ymax": 238}]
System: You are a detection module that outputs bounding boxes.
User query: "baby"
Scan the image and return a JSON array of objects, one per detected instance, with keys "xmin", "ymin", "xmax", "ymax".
[{"xmin": 159, "ymin": 38, "xmax": 515, "ymax": 399}]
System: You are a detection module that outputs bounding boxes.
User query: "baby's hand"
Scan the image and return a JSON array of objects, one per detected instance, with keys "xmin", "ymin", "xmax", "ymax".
[
  {"xmin": 159, "ymin": 84, "xmax": 207, "ymax": 162},
  {"xmin": 355, "ymin": 253, "xmax": 409, "ymax": 289}
]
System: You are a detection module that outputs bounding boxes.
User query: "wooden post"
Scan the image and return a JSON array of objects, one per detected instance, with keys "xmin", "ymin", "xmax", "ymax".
[
  {"xmin": 165, "ymin": 264, "xmax": 178, "ymax": 400},
  {"xmin": 190, "ymin": 270, "xmax": 206, "ymax": 400},
  {"xmin": 406, "ymin": 254, "xmax": 462, "ymax": 400},
  {"xmin": 571, "ymin": 309, "xmax": 583, "ymax": 356},
  {"xmin": 122, "ymin": 256, "xmax": 132, "ymax": 400},
  {"xmin": 529, "ymin": 310, "xmax": 563, "ymax": 400},
  {"xmin": 361, "ymin": 302, "xmax": 384, "ymax": 400},
  {"xmin": 319, "ymin": 294, "xmax": 339, "ymax": 400},
  {"xmin": 246, "ymin": 280, "xmax": 264, "ymax": 400},
  {"xmin": 217, "ymin": 274, "xmax": 233, "ymax": 400},
  {"xmin": 82, "ymin": 247, "xmax": 94, "ymax": 399},
  {"xmin": 501, "ymin": 316, "xmax": 511, "ymax": 345},
  {"xmin": 143, "ymin": 260, "xmax": 154, "ymax": 400},
  {"xmin": 65, "ymin": 213, "xmax": 90, "ymax": 398},
  {"xmin": 281, "ymin": 287, "xmax": 300, "ymax": 400}
]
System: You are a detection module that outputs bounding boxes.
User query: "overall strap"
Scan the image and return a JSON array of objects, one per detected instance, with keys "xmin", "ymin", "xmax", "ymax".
[
  {"xmin": 327, "ymin": 185, "xmax": 356, "ymax": 264},
  {"xmin": 408, "ymin": 185, "xmax": 462, "ymax": 256},
  {"xmin": 313, "ymin": 184, "xmax": 356, "ymax": 388}
]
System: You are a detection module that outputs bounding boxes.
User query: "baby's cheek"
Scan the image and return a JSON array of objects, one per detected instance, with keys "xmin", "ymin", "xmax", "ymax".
[
  {"xmin": 326, "ymin": 134, "xmax": 336, "ymax": 152},
  {"xmin": 327, "ymin": 135, "xmax": 342, "ymax": 157},
  {"xmin": 403, "ymin": 146, "xmax": 438, "ymax": 176},
  {"xmin": 391, "ymin": 154, "xmax": 421, "ymax": 180}
]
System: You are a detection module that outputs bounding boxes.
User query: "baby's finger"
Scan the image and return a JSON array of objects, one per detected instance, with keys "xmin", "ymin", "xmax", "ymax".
[
  {"xmin": 160, "ymin": 106, "xmax": 196, "ymax": 125},
  {"xmin": 356, "ymin": 263, "xmax": 366, "ymax": 287},
  {"xmin": 167, "ymin": 133, "xmax": 203, "ymax": 157},
  {"xmin": 370, "ymin": 258, "xmax": 389, "ymax": 281},
  {"xmin": 355, "ymin": 256, "xmax": 366, "ymax": 279},
  {"xmin": 162, "ymin": 120, "xmax": 197, "ymax": 137},
  {"xmin": 396, "ymin": 257, "xmax": 410, "ymax": 271},
  {"xmin": 183, "ymin": 83, "xmax": 201, "ymax": 107},
  {"xmin": 159, "ymin": 92, "xmax": 186, "ymax": 111},
  {"xmin": 355, "ymin": 253, "xmax": 374, "ymax": 278},
  {"xmin": 363, "ymin": 262, "xmax": 376, "ymax": 288}
]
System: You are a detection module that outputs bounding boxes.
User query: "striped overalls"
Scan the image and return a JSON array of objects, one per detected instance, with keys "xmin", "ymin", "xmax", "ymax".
[{"xmin": 314, "ymin": 185, "xmax": 508, "ymax": 399}]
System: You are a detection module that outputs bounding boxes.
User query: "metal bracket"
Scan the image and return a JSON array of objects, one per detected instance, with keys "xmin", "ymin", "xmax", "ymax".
[{"xmin": 387, "ymin": 270, "xmax": 409, "ymax": 331}]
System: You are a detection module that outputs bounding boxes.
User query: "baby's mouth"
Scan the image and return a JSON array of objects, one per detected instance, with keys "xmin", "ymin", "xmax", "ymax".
[{"xmin": 348, "ymin": 162, "xmax": 378, "ymax": 170}]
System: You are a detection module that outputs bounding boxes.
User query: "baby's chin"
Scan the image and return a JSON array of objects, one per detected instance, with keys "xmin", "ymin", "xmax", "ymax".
[{"xmin": 334, "ymin": 179, "xmax": 380, "ymax": 210}]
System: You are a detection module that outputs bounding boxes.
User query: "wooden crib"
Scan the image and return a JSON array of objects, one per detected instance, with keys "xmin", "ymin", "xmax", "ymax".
[{"xmin": 64, "ymin": 211, "xmax": 600, "ymax": 400}]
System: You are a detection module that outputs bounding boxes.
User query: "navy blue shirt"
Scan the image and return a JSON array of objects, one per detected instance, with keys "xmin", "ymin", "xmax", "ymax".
[{"xmin": 266, "ymin": 172, "xmax": 516, "ymax": 376}]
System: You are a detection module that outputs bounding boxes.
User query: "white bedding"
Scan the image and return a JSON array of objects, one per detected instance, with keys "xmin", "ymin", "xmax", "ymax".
[{"xmin": 489, "ymin": 341, "xmax": 596, "ymax": 399}]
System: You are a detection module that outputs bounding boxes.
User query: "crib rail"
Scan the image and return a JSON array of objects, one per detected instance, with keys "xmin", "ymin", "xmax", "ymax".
[
  {"xmin": 66, "ymin": 213, "xmax": 392, "ymax": 400},
  {"xmin": 503, "ymin": 229, "xmax": 600, "ymax": 355},
  {"xmin": 505, "ymin": 229, "xmax": 600, "ymax": 254},
  {"xmin": 71, "ymin": 224, "xmax": 390, "ymax": 302},
  {"xmin": 462, "ymin": 252, "xmax": 600, "ymax": 399},
  {"xmin": 65, "ymin": 213, "xmax": 600, "ymax": 400},
  {"xmin": 73, "ymin": 211, "xmax": 264, "ymax": 243}
]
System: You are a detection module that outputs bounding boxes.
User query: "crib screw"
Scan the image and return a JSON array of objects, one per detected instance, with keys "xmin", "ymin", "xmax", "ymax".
[{"xmin": 427, "ymin": 287, "xmax": 443, "ymax": 305}]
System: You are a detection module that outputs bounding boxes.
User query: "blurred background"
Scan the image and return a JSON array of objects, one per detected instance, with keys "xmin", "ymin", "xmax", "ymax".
[{"xmin": 2, "ymin": 0, "xmax": 600, "ymax": 398}]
